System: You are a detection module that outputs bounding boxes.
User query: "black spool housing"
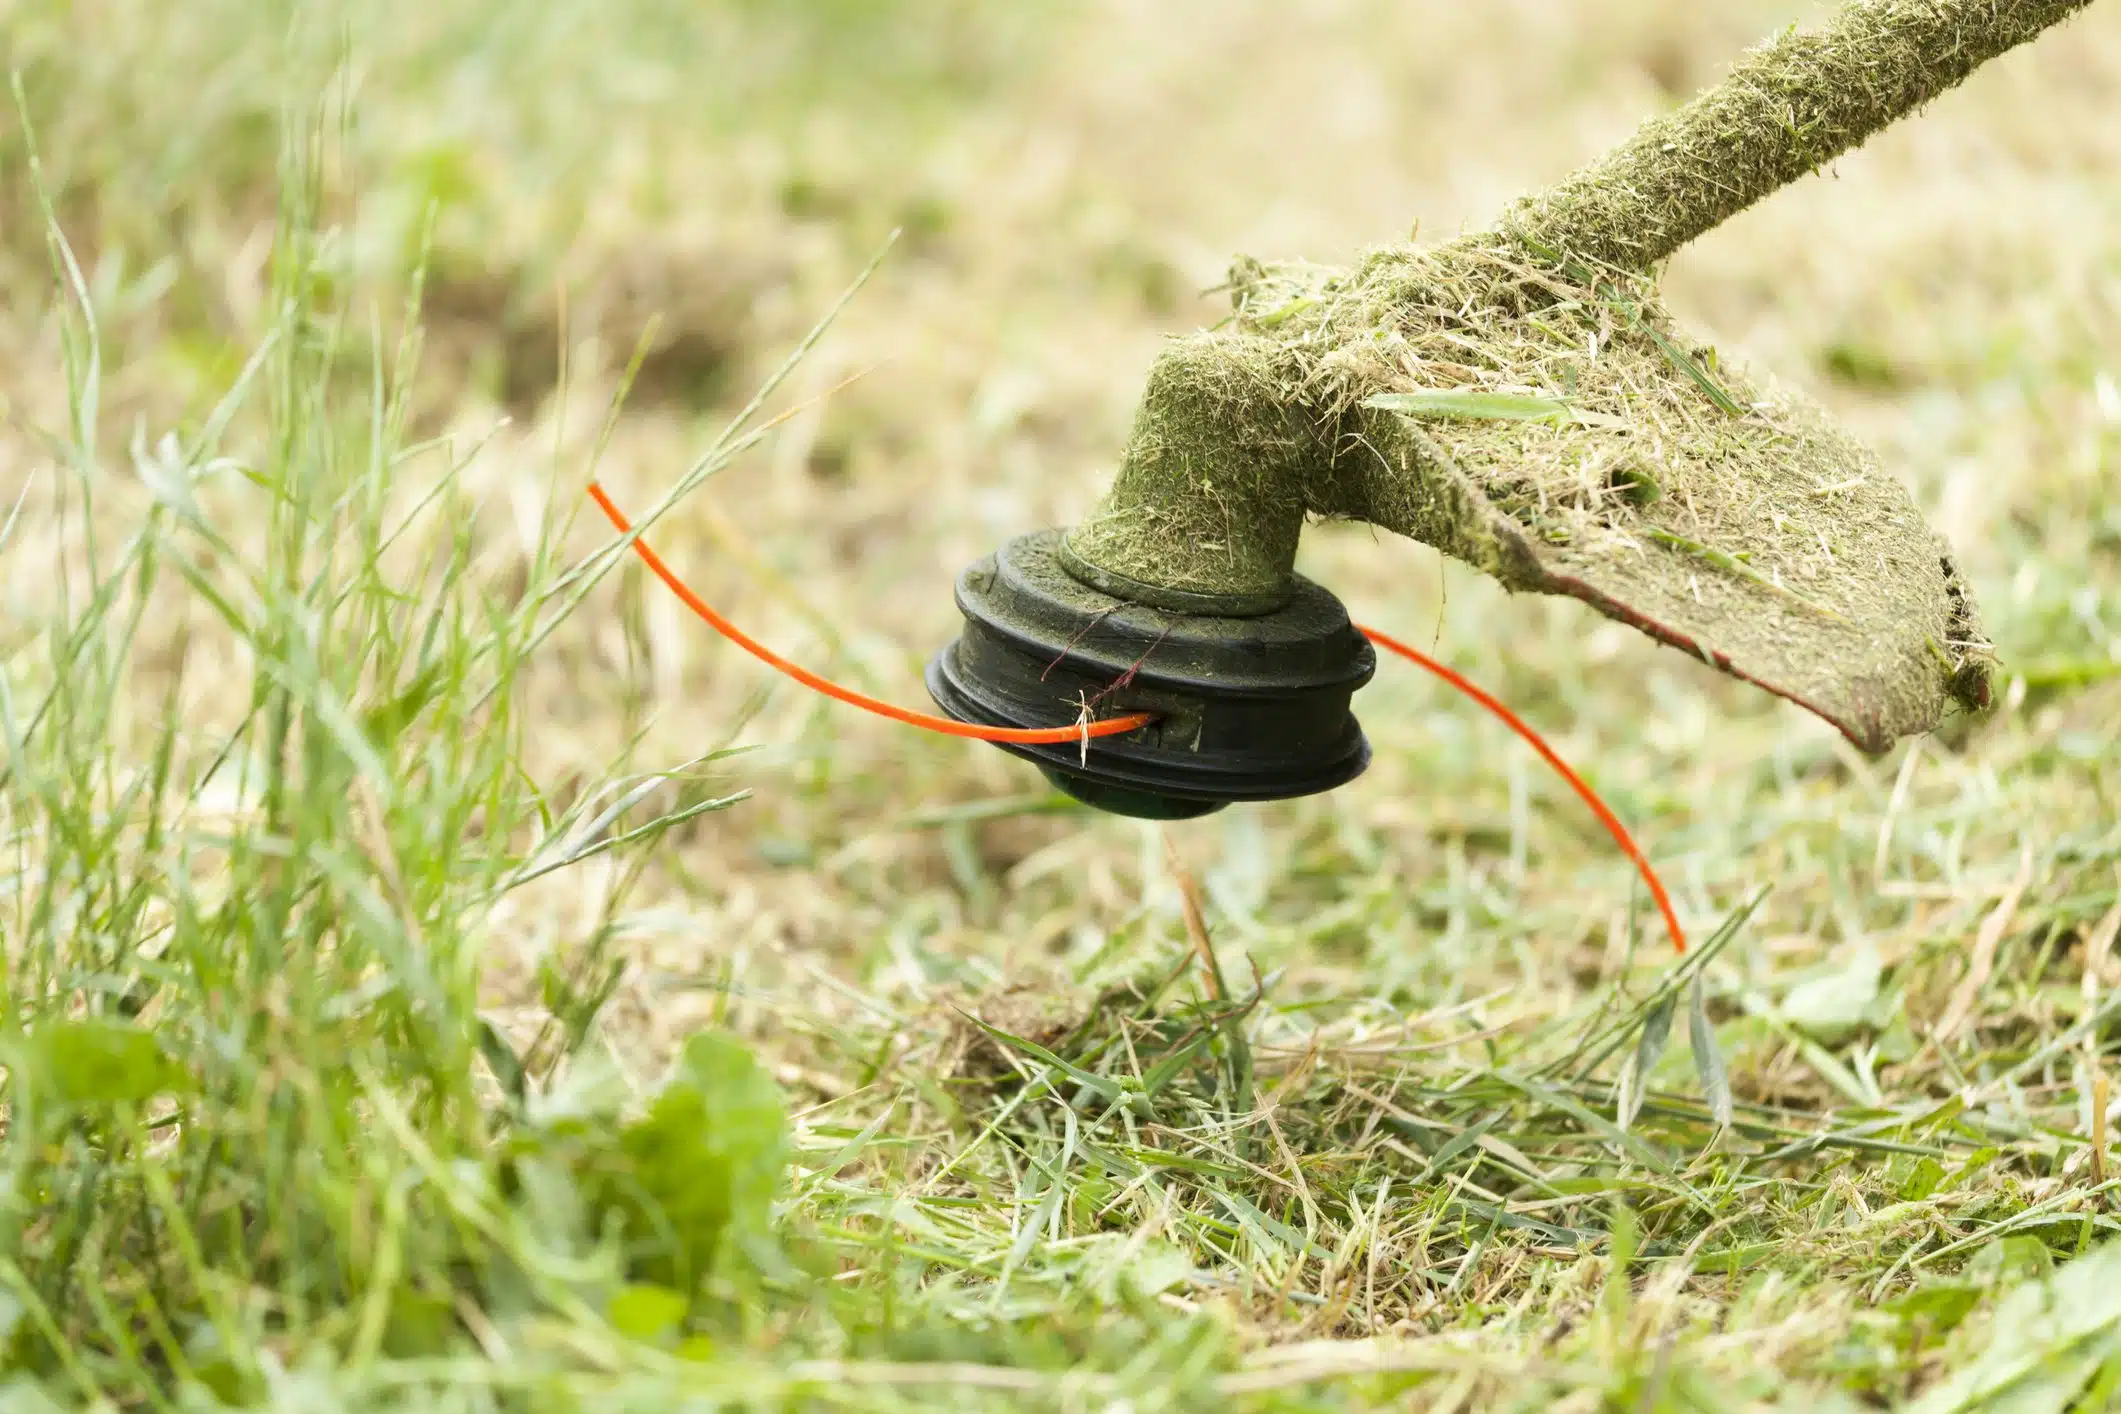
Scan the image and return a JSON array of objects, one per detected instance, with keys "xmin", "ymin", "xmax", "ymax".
[{"xmin": 925, "ymin": 531, "xmax": 1375, "ymax": 819}]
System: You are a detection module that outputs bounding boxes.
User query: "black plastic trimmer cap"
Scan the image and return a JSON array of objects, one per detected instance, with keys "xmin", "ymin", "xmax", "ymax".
[{"xmin": 925, "ymin": 530, "xmax": 1375, "ymax": 820}]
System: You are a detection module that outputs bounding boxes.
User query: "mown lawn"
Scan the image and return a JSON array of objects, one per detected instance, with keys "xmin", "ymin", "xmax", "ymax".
[{"xmin": 4, "ymin": 1, "xmax": 2121, "ymax": 1409}]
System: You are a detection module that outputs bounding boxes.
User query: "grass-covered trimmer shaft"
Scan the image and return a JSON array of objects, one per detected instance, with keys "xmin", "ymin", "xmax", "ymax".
[{"xmin": 1062, "ymin": 0, "xmax": 2098, "ymax": 751}]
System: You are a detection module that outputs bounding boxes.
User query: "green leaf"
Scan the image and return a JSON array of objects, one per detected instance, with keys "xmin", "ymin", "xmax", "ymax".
[
  {"xmin": 33, "ymin": 1017, "xmax": 187, "ymax": 1109},
  {"xmin": 1898, "ymin": 1156, "xmax": 1949, "ymax": 1203},
  {"xmin": 602, "ymin": 1030, "xmax": 789, "ymax": 1288},
  {"xmin": 1609, "ymin": 461, "xmax": 1663, "ymax": 504},
  {"xmin": 1138, "ymin": 1015, "xmax": 1235, "ymax": 1101},
  {"xmin": 1365, "ymin": 390, "xmax": 1572, "ymax": 424},
  {"xmin": 526, "ymin": 1050, "xmax": 629, "ymax": 1132},
  {"xmin": 475, "ymin": 1017, "xmax": 528, "ymax": 1109},
  {"xmin": 1428, "ymin": 1110, "xmax": 1505, "ymax": 1174},
  {"xmin": 1946, "ymin": 1147, "xmax": 2002, "ymax": 1193},
  {"xmin": 382, "ymin": 1290, "xmax": 457, "ymax": 1359},
  {"xmin": 1689, "ymin": 973, "xmax": 1732, "ymax": 1131},
  {"xmin": 1908, "ymin": 1240, "xmax": 2121, "ymax": 1414},
  {"xmin": 1616, "ymin": 992, "xmax": 1677, "ymax": 1132},
  {"xmin": 1639, "ymin": 321, "xmax": 1746, "ymax": 417},
  {"xmin": 1085, "ymin": 1237, "xmax": 1195, "ymax": 1303},
  {"xmin": 607, "ymin": 1283, "xmax": 688, "ymax": 1344},
  {"xmin": 359, "ymin": 661, "xmax": 446, "ymax": 746},
  {"xmin": 1780, "ymin": 945, "xmax": 1883, "ymax": 1045},
  {"xmin": 1886, "ymin": 1282, "xmax": 1982, "ymax": 1338},
  {"xmin": 1965, "ymin": 1235, "xmax": 2055, "ymax": 1288},
  {"xmin": 1594, "ymin": 282, "xmax": 1747, "ymax": 418}
]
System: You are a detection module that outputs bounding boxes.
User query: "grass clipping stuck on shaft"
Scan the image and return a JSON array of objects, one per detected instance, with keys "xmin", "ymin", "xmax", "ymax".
[
  {"xmin": 1319, "ymin": 242, "xmax": 1990, "ymax": 752},
  {"xmin": 1063, "ymin": 0, "xmax": 2105, "ymax": 750}
]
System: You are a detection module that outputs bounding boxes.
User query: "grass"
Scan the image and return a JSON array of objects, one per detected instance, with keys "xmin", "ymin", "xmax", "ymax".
[{"xmin": 3, "ymin": 0, "xmax": 2121, "ymax": 1409}]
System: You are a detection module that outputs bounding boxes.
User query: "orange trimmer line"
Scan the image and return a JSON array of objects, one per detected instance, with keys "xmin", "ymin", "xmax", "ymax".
[
  {"xmin": 1357, "ymin": 625, "xmax": 1686, "ymax": 954},
  {"xmin": 586, "ymin": 483, "xmax": 1155, "ymax": 745},
  {"xmin": 588, "ymin": 483, "xmax": 1685, "ymax": 953}
]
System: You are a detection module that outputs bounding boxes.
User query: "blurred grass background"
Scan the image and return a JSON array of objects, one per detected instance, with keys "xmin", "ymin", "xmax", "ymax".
[{"xmin": 3, "ymin": 0, "xmax": 2120, "ymax": 1409}]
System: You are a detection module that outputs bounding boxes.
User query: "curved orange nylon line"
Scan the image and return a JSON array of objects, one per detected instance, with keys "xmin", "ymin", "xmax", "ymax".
[
  {"xmin": 1358, "ymin": 625, "xmax": 1687, "ymax": 955},
  {"xmin": 588, "ymin": 485, "xmax": 1680, "ymax": 950},
  {"xmin": 586, "ymin": 483, "xmax": 1156, "ymax": 746}
]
